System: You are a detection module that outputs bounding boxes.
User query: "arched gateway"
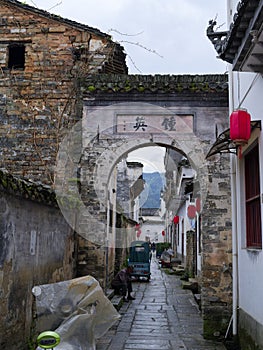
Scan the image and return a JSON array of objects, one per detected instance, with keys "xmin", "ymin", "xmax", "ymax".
[{"xmin": 55, "ymin": 74, "xmax": 232, "ymax": 339}]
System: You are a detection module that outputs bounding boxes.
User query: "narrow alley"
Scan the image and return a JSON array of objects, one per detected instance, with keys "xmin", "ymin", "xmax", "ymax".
[{"xmin": 96, "ymin": 257, "xmax": 227, "ymax": 350}]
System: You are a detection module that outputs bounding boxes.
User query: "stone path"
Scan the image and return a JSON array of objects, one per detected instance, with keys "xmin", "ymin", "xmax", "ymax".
[{"xmin": 96, "ymin": 257, "xmax": 227, "ymax": 350}]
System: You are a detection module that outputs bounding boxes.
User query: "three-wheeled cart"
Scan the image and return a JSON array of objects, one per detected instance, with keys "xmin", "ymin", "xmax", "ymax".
[{"xmin": 128, "ymin": 240, "xmax": 151, "ymax": 281}]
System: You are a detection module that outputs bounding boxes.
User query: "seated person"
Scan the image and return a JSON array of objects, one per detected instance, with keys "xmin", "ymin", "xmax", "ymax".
[{"xmin": 111, "ymin": 266, "xmax": 135, "ymax": 302}]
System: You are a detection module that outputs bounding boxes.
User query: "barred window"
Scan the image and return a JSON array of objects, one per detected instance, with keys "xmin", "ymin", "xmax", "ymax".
[{"xmin": 245, "ymin": 142, "xmax": 262, "ymax": 248}]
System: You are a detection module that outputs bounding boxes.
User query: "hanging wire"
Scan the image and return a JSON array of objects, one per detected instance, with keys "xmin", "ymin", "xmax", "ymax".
[{"xmin": 237, "ymin": 73, "xmax": 260, "ymax": 109}]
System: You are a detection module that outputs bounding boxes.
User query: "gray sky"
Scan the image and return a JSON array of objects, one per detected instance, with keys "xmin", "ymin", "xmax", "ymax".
[
  {"xmin": 30, "ymin": 0, "xmax": 228, "ymax": 172},
  {"xmin": 31, "ymin": 0, "xmax": 227, "ymax": 74}
]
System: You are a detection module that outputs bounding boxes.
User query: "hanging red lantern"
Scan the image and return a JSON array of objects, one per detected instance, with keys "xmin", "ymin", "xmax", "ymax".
[
  {"xmin": 187, "ymin": 205, "xmax": 196, "ymax": 219},
  {"xmin": 135, "ymin": 223, "xmax": 140, "ymax": 229},
  {"xmin": 230, "ymin": 109, "xmax": 251, "ymax": 145},
  {"xmin": 173, "ymin": 215, "xmax": 179, "ymax": 224},
  {"xmin": 162, "ymin": 230, "xmax": 165, "ymax": 236},
  {"xmin": 196, "ymin": 197, "xmax": 201, "ymax": 213},
  {"xmin": 136, "ymin": 229, "xmax": 141, "ymax": 238}
]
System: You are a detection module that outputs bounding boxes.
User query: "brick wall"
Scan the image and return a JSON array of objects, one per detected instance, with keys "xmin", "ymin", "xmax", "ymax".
[
  {"xmin": 186, "ymin": 230, "xmax": 197, "ymax": 277},
  {"xmin": 202, "ymin": 157, "xmax": 233, "ymax": 339},
  {"xmin": 0, "ymin": 1, "xmax": 127, "ymax": 184}
]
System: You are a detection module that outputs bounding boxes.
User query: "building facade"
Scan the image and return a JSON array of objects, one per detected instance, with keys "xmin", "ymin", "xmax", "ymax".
[
  {"xmin": 207, "ymin": 1, "xmax": 263, "ymax": 348},
  {"xmin": 0, "ymin": 0, "xmax": 127, "ymax": 185},
  {"xmin": 0, "ymin": 0, "xmax": 237, "ymax": 345},
  {"xmin": 0, "ymin": 2, "xmax": 128, "ymax": 348}
]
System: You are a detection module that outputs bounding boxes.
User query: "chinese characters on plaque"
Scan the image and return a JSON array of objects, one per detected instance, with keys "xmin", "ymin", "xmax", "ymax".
[
  {"xmin": 133, "ymin": 116, "xmax": 148, "ymax": 131},
  {"xmin": 116, "ymin": 114, "xmax": 193, "ymax": 134}
]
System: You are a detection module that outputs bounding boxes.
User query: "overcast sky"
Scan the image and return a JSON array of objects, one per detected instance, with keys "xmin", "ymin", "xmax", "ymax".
[
  {"xmin": 31, "ymin": 0, "xmax": 227, "ymax": 74},
  {"xmin": 30, "ymin": 0, "xmax": 228, "ymax": 172}
]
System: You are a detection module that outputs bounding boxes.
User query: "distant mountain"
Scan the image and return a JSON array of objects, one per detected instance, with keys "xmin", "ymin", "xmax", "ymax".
[{"xmin": 140, "ymin": 172, "xmax": 165, "ymax": 208}]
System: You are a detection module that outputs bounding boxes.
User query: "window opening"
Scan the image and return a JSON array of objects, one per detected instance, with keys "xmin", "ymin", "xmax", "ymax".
[
  {"xmin": 244, "ymin": 142, "xmax": 262, "ymax": 248},
  {"xmin": 8, "ymin": 44, "xmax": 25, "ymax": 69}
]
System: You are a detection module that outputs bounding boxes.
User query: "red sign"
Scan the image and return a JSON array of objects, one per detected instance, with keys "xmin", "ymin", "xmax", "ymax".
[{"xmin": 187, "ymin": 205, "xmax": 196, "ymax": 219}]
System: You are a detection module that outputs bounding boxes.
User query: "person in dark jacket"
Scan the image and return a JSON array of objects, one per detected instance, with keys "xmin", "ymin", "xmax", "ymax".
[{"xmin": 111, "ymin": 266, "xmax": 135, "ymax": 302}]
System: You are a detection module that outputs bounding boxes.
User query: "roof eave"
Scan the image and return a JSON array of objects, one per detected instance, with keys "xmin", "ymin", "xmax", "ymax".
[{"xmin": 207, "ymin": 1, "xmax": 263, "ymax": 72}]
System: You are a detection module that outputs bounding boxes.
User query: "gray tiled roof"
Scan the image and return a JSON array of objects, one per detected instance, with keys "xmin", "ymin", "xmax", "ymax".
[
  {"xmin": 0, "ymin": 169, "xmax": 57, "ymax": 205},
  {"xmin": 82, "ymin": 74, "xmax": 228, "ymax": 94}
]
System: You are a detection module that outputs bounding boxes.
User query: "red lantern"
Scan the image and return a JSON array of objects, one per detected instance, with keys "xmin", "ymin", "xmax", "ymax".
[
  {"xmin": 196, "ymin": 197, "xmax": 201, "ymax": 213},
  {"xmin": 173, "ymin": 215, "xmax": 179, "ymax": 224},
  {"xmin": 187, "ymin": 205, "xmax": 196, "ymax": 219},
  {"xmin": 136, "ymin": 229, "xmax": 141, "ymax": 238},
  {"xmin": 230, "ymin": 109, "xmax": 251, "ymax": 145},
  {"xmin": 162, "ymin": 230, "xmax": 165, "ymax": 236}
]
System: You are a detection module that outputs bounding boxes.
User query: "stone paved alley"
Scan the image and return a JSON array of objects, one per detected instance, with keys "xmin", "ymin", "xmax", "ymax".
[{"xmin": 96, "ymin": 257, "xmax": 227, "ymax": 350}]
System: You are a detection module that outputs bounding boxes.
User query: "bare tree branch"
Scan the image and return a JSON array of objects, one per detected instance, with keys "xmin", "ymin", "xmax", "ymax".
[
  {"xmin": 108, "ymin": 29, "xmax": 144, "ymax": 37},
  {"xmin": 119, "ymin": 40, "xmax": 163, "ymax": 58},
  {"xmin": 48, "ymin": 1, "xmax": 63, "ymax": 11},
  {"xmin": 126, "ymin": 53, "xmax": 142, "ymax": 73},
  {"xmin": 29, "ymin": 0, "xmax": 38, "ymax": 7},
  {"xmin": 216, "ymin": 22, "xmax": 226, "ymax": 31},
  {"xmin": 213, "ymin": 14, "xmax": 225, "ymax": 32}
]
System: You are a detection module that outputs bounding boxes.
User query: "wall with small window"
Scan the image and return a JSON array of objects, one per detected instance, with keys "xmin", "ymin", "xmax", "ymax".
[
  {"xmin": 236, "ymin": 127, "xmax": 263, "ymax": 325},
  {"xmin": 0, "ymin": 1, "xmax": 126, "ymax": 185},
  {"xmin": 232, "ymin": 70, "xmax": 263, "ymax": 345}
]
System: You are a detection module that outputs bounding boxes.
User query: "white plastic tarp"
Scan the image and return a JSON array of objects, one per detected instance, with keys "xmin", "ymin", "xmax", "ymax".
[{"xmin": 34, "ymin": 275, "xmax": 120, "ymax": 350}]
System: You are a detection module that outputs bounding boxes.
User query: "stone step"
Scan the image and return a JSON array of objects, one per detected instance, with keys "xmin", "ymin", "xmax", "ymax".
[
  {"xmin": 171, "ymin": 267, "xmax": 186, "ymax": 275},
  {"xmin": 171, "ymin": 257, "xmax": 182, "ymax": 265},
  {"xmin": 110, "ymin": 295, "xmax": 124, "ymax": 310},
  {"xmin": 105, "ymin": 288, "xmax": 115, "ymax": 299},
  {"xmin": 105, "ymin": 288, "xmax": 123, "ymax": 310},
  {"xmin": 194, "ymin": 293, "xmax": 201, "ymax": 308},
  {"xmin": 181, "ymin": 280, "xmax": 199, "ymax": 294},
  {"xmin": 172, "ymin": 264, "xmax": 184, "ymax": 270},
  {"xmin": 189, "ymin": 278, "xmax": 198, "ymax": 284}
]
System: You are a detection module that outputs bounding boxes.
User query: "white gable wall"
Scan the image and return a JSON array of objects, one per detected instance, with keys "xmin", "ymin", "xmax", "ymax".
[{"xmin": 232, "ymin": 70, "xmax": 263, "ymax": 326}]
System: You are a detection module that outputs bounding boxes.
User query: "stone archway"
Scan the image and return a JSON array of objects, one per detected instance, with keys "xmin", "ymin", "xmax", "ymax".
[
  {"xmin": 55, "ymin": 102, "xmax": 208, "ymax": 247},
  {"xmin": 55, "ymin": 74, "xmax": 232, "ymax": 339}
]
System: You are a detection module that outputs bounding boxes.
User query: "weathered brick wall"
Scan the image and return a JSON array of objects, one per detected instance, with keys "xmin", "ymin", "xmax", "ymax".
[
  {"xmin": 77, "ymin": 238, "xmax": 107, "ymax": 287},
  {"xmin": 0, "ymin": 170, "xmax": 76, "ymax": 349},
  {"xmin": 186, "ymin": 230, "xmax": 197, "ymax": 277},
  {"xmin": 0, "ymin": 1, "xmax": 127, "ymax": 185},
  {"xmin": 201, "ymin": 156, "xmax": 232, "ymax": 339}
]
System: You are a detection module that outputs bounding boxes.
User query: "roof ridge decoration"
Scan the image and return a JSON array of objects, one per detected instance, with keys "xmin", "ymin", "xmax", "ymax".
[
  {"xmin": 207, "ymin": 0, "xmax": 261, "ymax": 65},
  {"xmin": 206, "ymin": 0, "xmax": 251, "ymax": 61},
  {"xmin": 206, "ymin": 20, "xmax": 228, "ymax": 57}
]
